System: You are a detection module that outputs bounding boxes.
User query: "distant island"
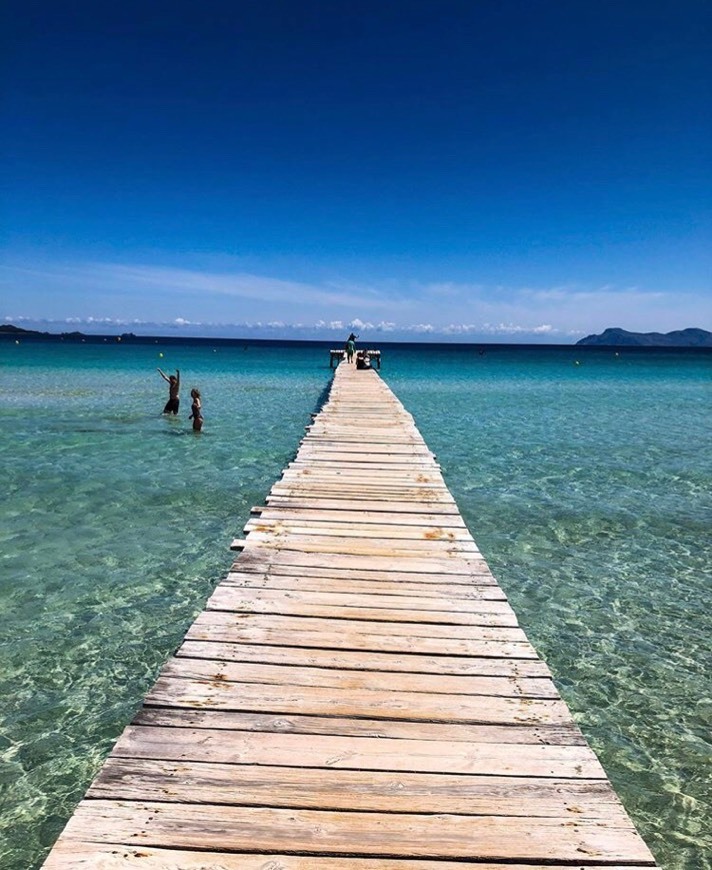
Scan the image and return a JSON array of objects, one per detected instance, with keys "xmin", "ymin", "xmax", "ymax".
[
  {"xmin": 1, "ymin": 324, "xmax": 50, "ymax": 335},
  {"xmin": 4, "ymin": 322, "xmax": 711, "ymax": 348},
  {"xmin": 0, "ymin": 323, "xmax": 85, "ymax": 338},
  {"xmin": 1, "ymin": 324, "xmax": 137, "ymax": 340},
  {"xmin": 0, "ymin": 323, "xmax": 87, "ymax": 339},
  {"xmin": 577, "ymin": 327, "xmax": 712, "ymax": 347}
]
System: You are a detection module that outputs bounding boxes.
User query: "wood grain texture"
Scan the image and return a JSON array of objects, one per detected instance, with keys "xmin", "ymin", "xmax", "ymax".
[
  {"xmin": 131, "ymin": 708, "xmax": 586, "ymax": 744},
  {"xmin": 43, "ymin": 842, "xmax": 655, "ymax": 869},
  {"xmin": 88, "ymin": 757, "xmax": 627, "ymax": 817},
  {"xmin": 158, "ymin": 656, "xmax": 559, "ymax": 698},
  {"xmin": 112, "ymin": 725, "xmax": 606, "ymax": 777},
  {"xmin": 50, "ymin": 800, "xmax": 657, "ymax": 863},
  {"xmin": 175, "ymin": 640, "xmax": 551, "ymax": 677}
]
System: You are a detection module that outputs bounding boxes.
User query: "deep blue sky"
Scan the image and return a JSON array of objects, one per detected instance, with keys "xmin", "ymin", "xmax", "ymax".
[{"xmin": 2, "ymin": 0, "xmax": 710, "ymax": 340}]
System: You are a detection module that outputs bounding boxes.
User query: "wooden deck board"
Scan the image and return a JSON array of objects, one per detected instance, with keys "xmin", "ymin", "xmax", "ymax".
[
  {"xmin": 227, "ymin": 561, "xmax": 499, "ymax": 584},
  {"xmin": 42, "ymin": 361, "xmax": 658, "ymax": 868},
  {"xmin": 86, "ymin": 758, "xmax": 628, "ymax": 817},
  {"xmin": 142, "ymin": 677, "xmax": 571, "ymax": 724},
  {"xmin": 175, "ymin": 640, "xmax": 552, "ymax": 677},
  {"xmin": 205, "ymin": 586, "xmax": 519, "ymax": 626},
  {"xmin": 47, "ymin": 801, "xmax": 655, "ymax": 863},
  {"xmin": 243, "ymin": 518, "xmax": 475, "ymax": 540},
  {"xmin": 250, "ymin": 507, "xmax": 468, "ymax": 526},
  {"xmin": 111, "ymin": 725, "xmax": 605, "ymax": 776},
  {"xmin": 131, "ymin": 709, "xmax": 588, "ymax": 744},
  {"xmin": 210, "ymin": 584, "xmax": 510, "ymax": 612},
  {"xmin": 158, "ymin": 656, "xmax": 559, "ymax": 698},
  {"xmin": 43, "ymin": 846, "xmax": 656, "ymax": 870},
  {"xmin": 221, "ymin": 570, "xmax": 506, "ymax": 598}
]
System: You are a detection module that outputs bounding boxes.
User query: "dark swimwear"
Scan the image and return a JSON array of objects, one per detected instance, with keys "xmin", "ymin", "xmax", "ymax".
[
  {"xmin": 163, "ymin": 398, "xmax": 180, "ymax": 414},
  {"xmin": 190, "ymin": 400, "xmax": 203, "ymax": 430}
]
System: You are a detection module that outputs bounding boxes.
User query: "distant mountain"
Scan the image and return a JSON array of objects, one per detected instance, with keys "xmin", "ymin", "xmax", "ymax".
[
  {"xmin": 1, "ymin": 323, "xmax": 95, "ymax": 339},
  {"xmin": 577, "ymin": 327, "xmax": 712, "ymax": 347},
  {"xmin": 0, "ymin": 323, "xmax": 48, "ymax": 335}
]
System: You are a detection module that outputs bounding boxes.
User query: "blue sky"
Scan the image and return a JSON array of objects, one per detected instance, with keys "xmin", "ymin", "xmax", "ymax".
[{"xmin": 2, "ymin": 0, "xmax": 710, "ymax": 341}]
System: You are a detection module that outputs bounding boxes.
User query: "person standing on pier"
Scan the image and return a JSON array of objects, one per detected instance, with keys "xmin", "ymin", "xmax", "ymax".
[
  {"xmin": 157, "ymin": 367, "xmax": 180, "ymax": 414},
  {"xmin": 345, "ymin": 332, "xmax": 358, "ymax": 363}
]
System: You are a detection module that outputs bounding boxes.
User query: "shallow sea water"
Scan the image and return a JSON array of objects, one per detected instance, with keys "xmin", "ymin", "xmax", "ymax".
[{"xmin": 0, "ymin": 339, "xmax": 710, "ymax": 869}]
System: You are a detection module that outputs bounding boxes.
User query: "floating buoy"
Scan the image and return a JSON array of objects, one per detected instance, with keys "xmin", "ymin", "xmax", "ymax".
[
  {"xmin": 15, "ymin": 340, "xmax": 19, "ymax": 345},
  {"xmin": 159, "ymin": 352, "xmax": 164, "ymax": 358},
  {"xmin": 575, "ymin": 360, "xmax": 581, "ymax": 366}
]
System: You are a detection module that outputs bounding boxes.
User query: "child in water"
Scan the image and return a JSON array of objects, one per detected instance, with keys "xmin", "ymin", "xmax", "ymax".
[{"xmin": 189, "ymin": 388, "xmax": 203, "ymax": 432}]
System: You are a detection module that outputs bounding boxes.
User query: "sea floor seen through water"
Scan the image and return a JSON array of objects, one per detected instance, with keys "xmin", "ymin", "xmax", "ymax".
[{"xmin": 0, "ymin": 339, "xmax": 710, "ymax": 869}]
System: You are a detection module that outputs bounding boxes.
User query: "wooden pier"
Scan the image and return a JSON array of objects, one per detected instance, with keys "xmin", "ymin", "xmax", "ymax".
[
  {"xmin": 43, "ymin": 361, "xmax": 659, "ymax": 868},
  {"xmin": 330, "ymin": 348, "xmax": 381, "ymax": 368}
]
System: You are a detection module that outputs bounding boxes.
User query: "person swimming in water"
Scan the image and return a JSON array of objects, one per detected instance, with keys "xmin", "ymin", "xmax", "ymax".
[
  {"xmin": 189, "ymin": 388, "xmax": 203, "ymax": 432},
  {"xmin": 157, "ymin": 367, "xmax": 180, "ymax": 414}
]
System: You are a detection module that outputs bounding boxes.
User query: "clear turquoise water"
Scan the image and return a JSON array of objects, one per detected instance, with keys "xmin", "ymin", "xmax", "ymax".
[{"xmin": 0, "ymin": 340, "xmax": 710, "ymax": 869}]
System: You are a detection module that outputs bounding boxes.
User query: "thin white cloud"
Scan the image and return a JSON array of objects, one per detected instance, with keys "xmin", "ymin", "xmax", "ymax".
[
  {"xmin": 480, "ymin": 322, "xmax": 556, "ymax": 335},
  {"xmin": 3, "ymin": 313, "xmax": 563, "ymax": 339},
  {"xmin": 80, "ymin": 263, "xmax": 399, "ymax": 312},
  {"xmin": 3, "ymin": 256, "xmax": 709, "ymax": 337}
]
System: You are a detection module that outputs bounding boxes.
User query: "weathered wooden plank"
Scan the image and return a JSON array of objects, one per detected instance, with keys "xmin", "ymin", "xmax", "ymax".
[
  {"xmin": 290, "ymin": 454, "xmax": 438, "ymax": 465},
  {"xmin": 43, "ymin": 845, "xmax": 657, "ymax": 870},
  {"xmin": 230, "ymin": 558, "xmax": 497, "ymax": 584},
  {"xmin": 267, "ymin": 492, "xmax": 458, "ymax": 508},
  {"xmin": 205, "ymin": 586, "xmax": 519, "ymax": 627},
  {"xmin": 188, "ymin": 610, "xmax": 526, "ymax": 652},
  {"xmin": 143, "ymin": 677, "xmax": 570, "ymax": 725},
  {"xmin": 271, "ymin": 478, "xmax": 450, "ymax": 489},
  {"xmin": 160, "ymin": 657, "xmax": 558, "ymax": 698},
  {"xmin": 52, "ymin": 801, "xmax": 657, "ymax": 863},
  {"xmin": 89, "ymin": 757, "xmax": 628, "ymax": 818},
  {"xmin": 234, "ymin": 547, "xmax": 486, "ymax": 574},
  {"xmin": 113, "ymin": 726, "xmax": 604, "ymax": 777},
  {"xmin": 176, "ymin": 640, "xmax": 552, "ymax": 677},
  {"xmin": 131, "ymin": 708, "xmax": 587, "ymax": 745},
  {"xmin": 269, "ymin": 481, "xmax": 454, "ymax": 495},
  {"xmin": 244, "ymin": 518, "xmax": 475, "ymax": 541},
  {"xmin": 213, "ymin": 583, "xmax": 508, "ymax": 611},
  {"xmin": 230, "ymin": 560, "xmax": 496, "ymax": 590},
  {"xmin": 252, "ymin": 507, "xmax": 468, "ymax": 527},
  {"xmin": 190, "ymin": 611, "xmax": 526, "ymax": 641},
  {"xmin": 264, "ymin": 496, "xmax": 461, "ymax": 514},
  {"xmin": 296, "ymin": 444, "xmax": 434, "ymax": 455},
  {"xmin": 238, "ymin": 533, "xmax": 480, "ymax": 557},
  {"xmin": 280, "ymin": 477, "xmax": 446, "ymax": 487},
  {"xmin": 186, "ymin": 616, "xmax": 538, "ymax": 659},
  {"xmin": 222, "ymin": 569, "xmax": 505, "ymax": 598}
]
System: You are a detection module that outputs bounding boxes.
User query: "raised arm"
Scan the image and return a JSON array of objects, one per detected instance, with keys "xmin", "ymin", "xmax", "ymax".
[{"xmin": 157, "ymin": 368, "xmax": 170, "ymax": 382}]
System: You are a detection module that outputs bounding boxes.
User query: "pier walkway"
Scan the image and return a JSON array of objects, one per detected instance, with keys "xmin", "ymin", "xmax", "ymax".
[{"xmin": 44, "ymin": 362, "xmax": 658, "ymax": 868}]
